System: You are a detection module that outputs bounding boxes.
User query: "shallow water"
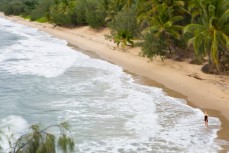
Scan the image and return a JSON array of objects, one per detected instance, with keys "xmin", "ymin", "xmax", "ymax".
[{"xmin": 0, "ymin": 17, "xmax": 224, "ymax": 153}]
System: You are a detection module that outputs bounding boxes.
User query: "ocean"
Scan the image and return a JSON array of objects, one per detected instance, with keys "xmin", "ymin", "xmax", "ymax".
[{"xmin": 0, "ymin": 17, "xmax": 224, "ymax": 153}]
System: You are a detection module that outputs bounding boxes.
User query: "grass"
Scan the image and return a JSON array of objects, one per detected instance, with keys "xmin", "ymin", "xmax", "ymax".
[{"xmin": 36, "ymin": 17, "xmax": 48, "ymax": 23}]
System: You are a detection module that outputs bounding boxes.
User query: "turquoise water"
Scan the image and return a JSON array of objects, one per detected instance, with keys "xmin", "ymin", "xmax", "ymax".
[{"xmin": 0, "ymin": 17, "xmax": 224, "ymax": 153}]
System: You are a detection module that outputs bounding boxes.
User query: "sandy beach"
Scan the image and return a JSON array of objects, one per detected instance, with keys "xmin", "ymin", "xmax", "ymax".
[{"xmin": 0, "ymin": 13, "xmax": 229, "ymax": 151}]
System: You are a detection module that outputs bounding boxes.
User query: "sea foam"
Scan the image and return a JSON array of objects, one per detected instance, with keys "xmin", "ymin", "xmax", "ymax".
[
  {"xmin": 0, "ymin": 17, "xmax": 78, "ymax": 78},
  {"xmin": 0, "ymin": 115, "xmax": 29, "ymax": 151}
]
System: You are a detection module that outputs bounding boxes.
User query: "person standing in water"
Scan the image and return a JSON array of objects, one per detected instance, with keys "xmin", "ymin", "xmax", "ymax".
[{"xmin": 204, "ymin": 111, "xmax": 208, "ymax": 127}]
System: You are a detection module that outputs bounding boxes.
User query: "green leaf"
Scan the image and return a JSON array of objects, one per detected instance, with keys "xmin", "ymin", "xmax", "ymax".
[
  {"xmin": 217, "ymin": 9, "xmax": 229, "ymax": 30},
  {"xmin": 164, "ymin": 21, "xmax": 173, "ymax": 28},
  {"xmin": 60, "ymin": 122, "xmax": 70, "ymax": 131},
  {"xmin": 191, "ymin": 10, "xmax": 201, "ymax": 19},
  {"xmin": 170, "ymin": 15, "xmax": 183, "ymax": 22},
  {"xmin": 30, "ymin": 124, "xmax": 40, "ymax": 132},
  {"xmin": 147, "ymin": 26, "xmax": 160, "ymax": 32},
  {"xmin": 193, "ymin": 34, "xmax": 205, "ymax": 55},
  {"xmin": 184, "ymin": 24, "xmax": 206, "ymax": 36},
  {"xmin": 175, "ymin": 1, "xmax": 185, "ymax": 7},
  {"xmin": 218, "ymin": 31, "xmax": 229, "ymax": 51},
  {"xmin": 211, "ymin": 30, "xmax": 219, "ymax": 65},
  {"xmin": 45, "ymin": 133, "xmax": 55, "ymax": 152}
]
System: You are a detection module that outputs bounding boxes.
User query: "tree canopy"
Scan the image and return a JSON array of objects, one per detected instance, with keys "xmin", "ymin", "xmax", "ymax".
[
  {"xmin": 0, "ymin": 122, "xmax": 74, "ymax": 153},
  {"xmin": 0, "ymin": 0, "xmax": 228, "ymax": 73}
]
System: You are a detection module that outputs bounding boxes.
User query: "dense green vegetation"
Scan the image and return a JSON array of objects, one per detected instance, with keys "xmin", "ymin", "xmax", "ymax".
[
  {"xmin": 0, "ymin": 122, "xmax": 74, "ymax": 153},
  {"xmin": 0, "ymin": 0, "xmax": 228, "ymax": 73}
]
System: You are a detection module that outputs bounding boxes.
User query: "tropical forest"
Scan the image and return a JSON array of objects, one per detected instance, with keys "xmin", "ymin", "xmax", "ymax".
[{"xmin": 0, "ymin": 0, "xmax": 228, "ymax": 74}]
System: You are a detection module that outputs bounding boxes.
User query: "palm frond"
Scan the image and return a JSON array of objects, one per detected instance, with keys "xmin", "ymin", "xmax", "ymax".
[
  {"xmin": 188, "ymin": 1, "xmax": 199, "ymax": 12},
  {"xmin": 170, "ymin": 25, "xmax": 183, "ymax": 31},
  {"xmin": 193, "ymin": 34, "xmax": 205, "ymax": 55},
  {"xmin": 211, "ymin": 30, "xmax": 219, "ymax": 65},
  {"xmin": 170, "ymin": 15, "xmax": 183, "ymax": 22},
  {"xmin": 167, "ymin": 29, "xmax": 181, "ymax": 39},
  {"xmin": 174, "ymin": 1, "xmax": 185, "ymax": 7},
  {"xmin": 217, "ymin": 9, "xmax": 229, "ymax": 29},
  {"xmin": 218, "ymin": 31, "xmax": 229, "ymax": 50},
  {"xmin": 220, "ymin": 25, "xmax": 229, "ymax": 35},
  {"xmin": 191, "ymin": 9, "xmax": 201, "ymax": 19},
  {"xmin": 204, "ymin": 38, "xmax": 212, "ymax": 55},
  {"xmin": 164, "ymin": 21, "xmax": 173, "ymax": 28},
  {"xmin": 147, "ymin": 25, "xmax": 160, "ymax": 32},
  {"xmin": 183, "ymin": 24, "xmax": 206, "ymax": 35}
]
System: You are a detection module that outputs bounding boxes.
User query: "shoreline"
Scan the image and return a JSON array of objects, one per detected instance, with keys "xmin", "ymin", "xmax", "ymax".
[
  {"xmin": 1, "ymin": 13, "xmax": 229, "ymax": 151},
  {"xmin": 68, "ymin": 43, "xmax": 229, "ymax": 151}
]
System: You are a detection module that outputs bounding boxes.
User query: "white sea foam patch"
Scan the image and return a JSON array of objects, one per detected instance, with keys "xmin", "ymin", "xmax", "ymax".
[
  {"xmin": 44, "ymin": 59, "xmax": 224, "ymax": 152},
  {"xmin": 0, "ymin": 16, "xmax": 123, "ymax": 78},
  {"xmin": 73, "ymin": 56, "xmax": 123, "ymax": 76},
  {"xmin": 0, "ymin": 54, "xmax": 5, "ymax": 63},
  {"xmin": 0, "ymin": 115, "xmax": 29, "ymax": 151},
  {"xmin": 0, "ymin": 18, "xmax": 83, "ymax": 78},
  {"xmin": 0, "ymin": 17, "xmax": 38, "ymax": 36},
  {"xmin": 51, "ymin": 92, "xmax": 160, "ymax": 152},
  {"xmin": 45, "ymin": 72, "xmax": 159, "ymax": 152},
  {"xmin": 125, "ymin": 83, "xmax": 222, "ymax": 152}
]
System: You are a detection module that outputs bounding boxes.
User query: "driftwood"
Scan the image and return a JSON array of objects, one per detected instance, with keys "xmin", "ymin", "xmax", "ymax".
[{"xmin": 187, "ymin": 73, "xmax": 205, "ymax": 80}]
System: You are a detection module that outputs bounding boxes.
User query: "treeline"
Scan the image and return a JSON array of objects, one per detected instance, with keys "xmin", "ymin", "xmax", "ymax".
[{"xmin": 0, "ymin": 0, "xmax": 228, "ymax": 74}]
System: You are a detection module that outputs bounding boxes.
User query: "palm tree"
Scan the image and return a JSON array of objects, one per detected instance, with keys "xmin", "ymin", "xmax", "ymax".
[
  {"xmin": 144, "ymin": 3, "xmax": 184, "ymax": 53},
  {"xmin": 124, "ymin": 0, "xmax": 135, "ymax": 9},
  {"xmin": 184, "ymin": 0, "xmax": 229, "ymax": 69},
  {"xmin": 135, "ymin": 0, "xmax": 153, "ymax": 29},
  {"xmin": 137, "ymin": 0, "xmax": 187, "ymax": 35},
  {"xmin": 113, "ymin": 30, "xmax": 134, "ymax": 47},
  {"xmin": 105, "ymin": 0, "xmax": 126, "ymax": 22},
  {"xmin": 145, "ymin": 0, "xmax": 187, "ymax": 17}
]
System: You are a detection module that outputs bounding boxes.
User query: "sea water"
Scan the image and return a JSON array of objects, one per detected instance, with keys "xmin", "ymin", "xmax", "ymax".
[{"xmin": 0, "ymin": 17, "xmax": 225, "ymax": 153}]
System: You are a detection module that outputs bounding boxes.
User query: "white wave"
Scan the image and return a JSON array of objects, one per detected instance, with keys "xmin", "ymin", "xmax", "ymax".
[
  {"xmin": 0, "ymin": 17, "xmax": 123, "ymax": 78},
  {"xmin": 73, "ymin": 56, "xmax": 123, "ymax": 76},
  {"xmin": 0, "ymin": 18, "xmax": 80, "ymax": 78},
  {"xmin": 0, "ymin": 115, "xmax": 29, "ymax": 151},
  {"xmin": 0, "ymin": 17, "xmax": 38, "ymax": 37},
  {"xmin": 48, "ymin": 70, "xmax": 224, "ymax": 152}
]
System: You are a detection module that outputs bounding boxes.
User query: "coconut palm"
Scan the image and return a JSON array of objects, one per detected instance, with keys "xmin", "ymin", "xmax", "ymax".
[
  {"xmin": 124, "ymin": 0, "xmax": 135, "ymax": 9},
  {"xmin": 184, "ymin": 0, "xmax": 229, "ymax": 69},
  {"xmin": 137, "ymin": 0, "xmax": 188, "ymax": 31},
  {"xmin": 146, "ymin": 0, "xmax": 187, "ymax": 17},
  {"xmin": 105, "ymin": 0, "xmax": 126, "ymax": 22},
  {"xmin": 145, "ymin": 4, "xmax": 184, "ymax": 54}
]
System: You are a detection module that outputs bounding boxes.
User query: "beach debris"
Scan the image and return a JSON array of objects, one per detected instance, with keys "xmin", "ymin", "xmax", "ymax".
[{"xmin": 187, "ymin": 73, "xmax": 205, "ymax": 80}]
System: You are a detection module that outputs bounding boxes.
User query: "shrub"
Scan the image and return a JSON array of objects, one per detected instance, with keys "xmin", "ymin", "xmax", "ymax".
[
  {"xmin": 109, "ymin": 6, "xmax": 139, "ymax": 38},
  {"xmin": 141, "ymin": 31, "xmax": 167, "ymax": 58},
  {"xmin": 50, "ymin": 3, "xmax": 74, "ymax": 26},
  {"xmin": 30, "ymin": 0, "xmax": 55, "ymax": 21},
  {"xmin": 3, "ymin": 2, "xmax": 26, "ymax": 15},
  {"xmin": 85, "ymin": 0, "xmax": 106, "ymax": 28},
  {"xmin": 30, "ymin": 8, "xmax": 46, "ymax": 21},
  {"xmin": 74, "ymin": 0, "xmax": 87, "ymax": 25},
  {"xmin": 108, "ymin": 6, "xmax": 139, "ymax": 47}
]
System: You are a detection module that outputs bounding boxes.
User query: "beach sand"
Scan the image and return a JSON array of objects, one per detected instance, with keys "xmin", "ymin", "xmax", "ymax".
[{"xmin": 1, "ymin": 13, "xmax": 229, "ymax": 152}]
